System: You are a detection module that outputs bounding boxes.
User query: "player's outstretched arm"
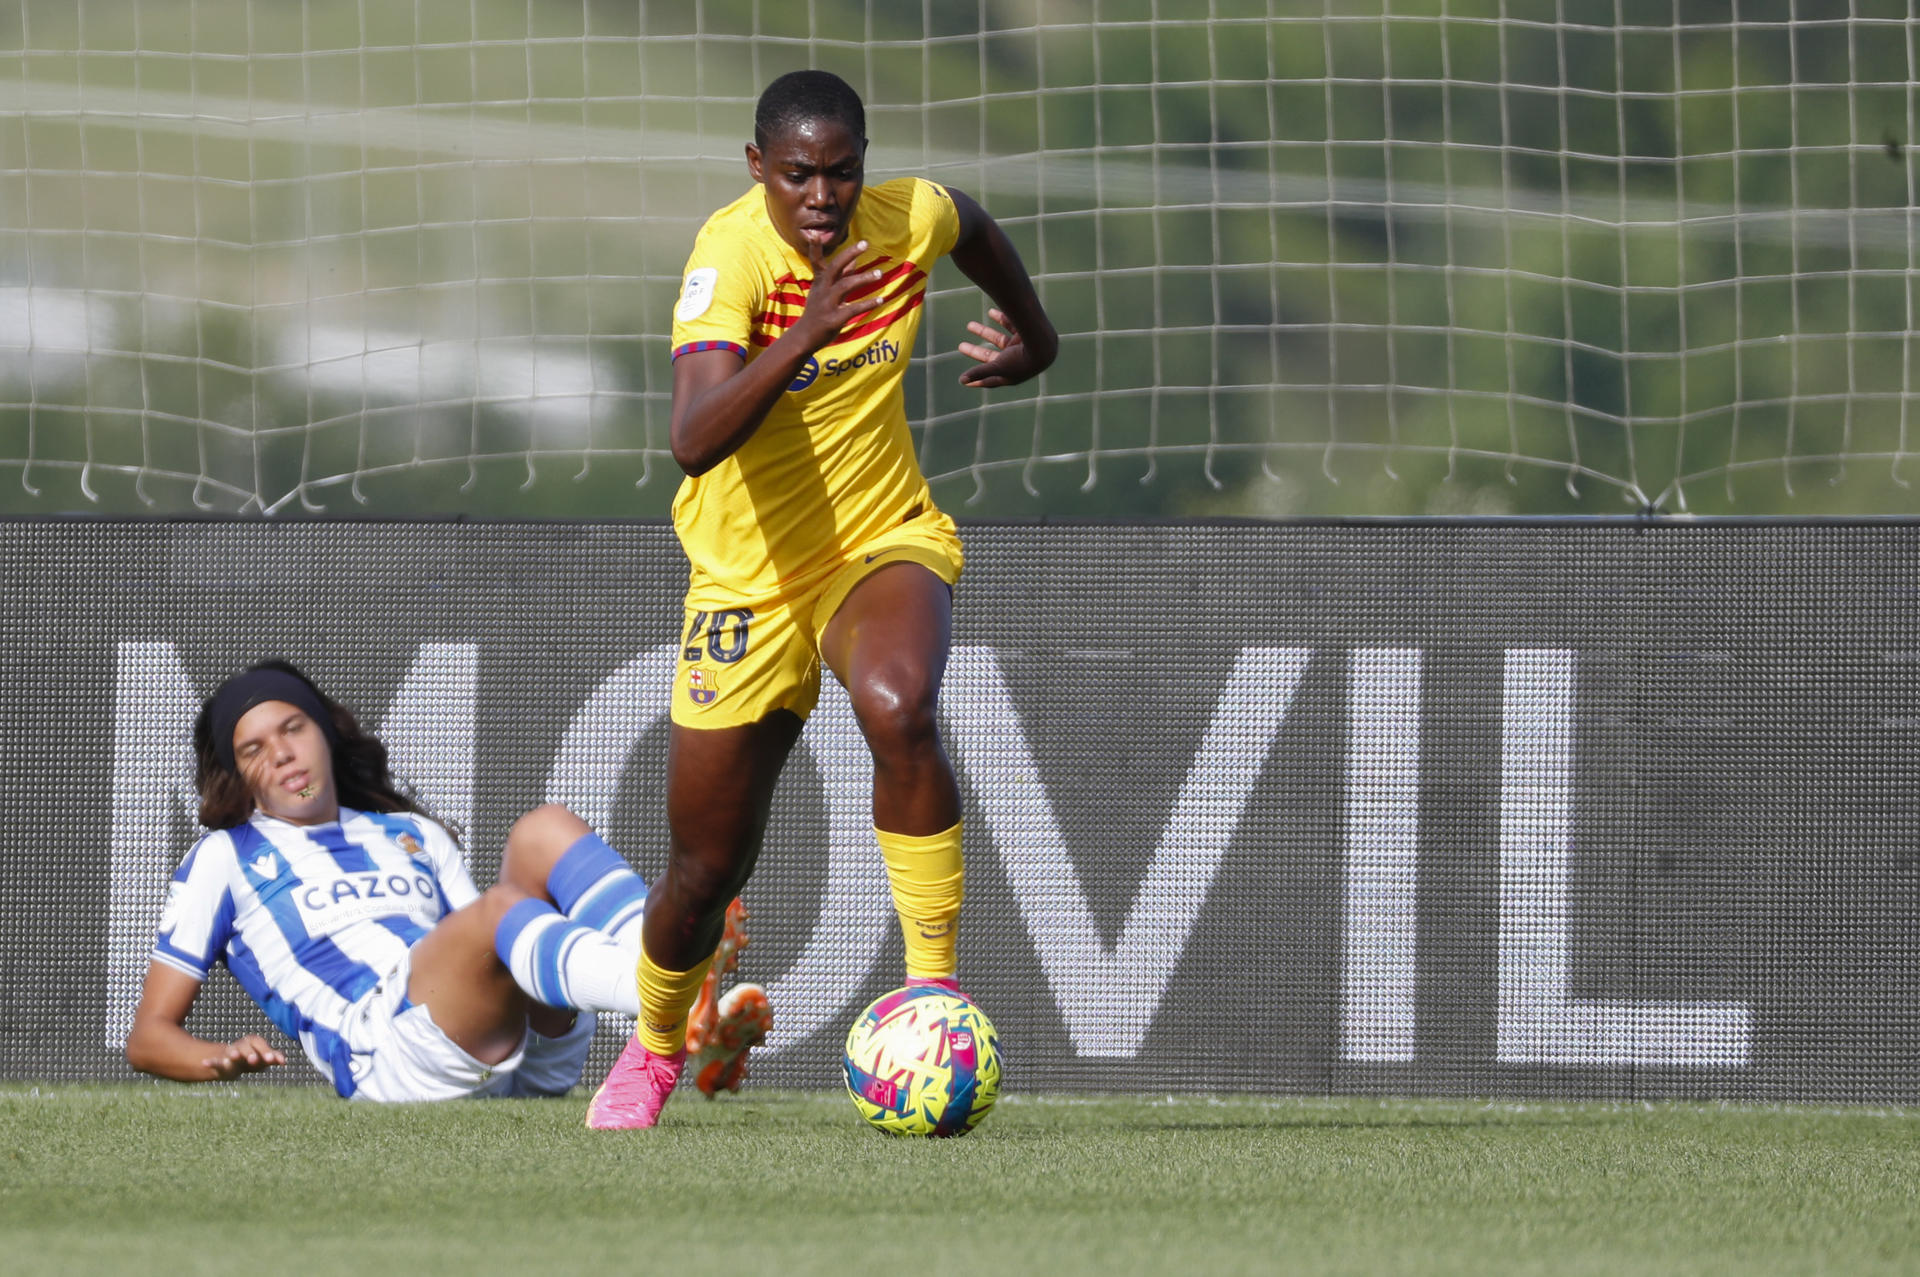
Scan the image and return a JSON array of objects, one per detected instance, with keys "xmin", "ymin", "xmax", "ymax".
[
  {"xmin": 124, "ymin": 961, "xmax": 286, "ymax": 1083},
  {"xmin": 943, "ymin": 187, "xmax": 1059, "ymax": 389},
  {"xmin": 670, "ymin": 238, "xmax": 888, "ymax": 476}
]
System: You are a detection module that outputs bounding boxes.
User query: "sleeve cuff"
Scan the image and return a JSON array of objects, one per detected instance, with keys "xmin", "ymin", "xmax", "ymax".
[
  {"xmin": 671, "ymin": 340, "xmax": 748, "ymax": 362},
  {"xmin": 151, "ymin": 945, "xmax": 211, "ymax": 982}
]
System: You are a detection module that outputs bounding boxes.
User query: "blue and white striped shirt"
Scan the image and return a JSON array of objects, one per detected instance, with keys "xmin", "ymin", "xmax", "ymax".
[{"xmin": 151, "ymin": 806, "xmax": 479, "ymax": 1094}]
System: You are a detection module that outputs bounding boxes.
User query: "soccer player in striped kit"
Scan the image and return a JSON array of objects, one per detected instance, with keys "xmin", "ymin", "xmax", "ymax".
[
  {"xmin": 125, "ymin": 660, "xmax": 767, "ymax": 1101},
  {"xmin": 586, "ymin": 69, "xmax": 1056, "ymax": 1127}
]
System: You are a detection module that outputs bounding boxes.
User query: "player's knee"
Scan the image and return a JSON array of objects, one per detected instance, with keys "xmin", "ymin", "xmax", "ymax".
[
  {"xmin": 507, "ymin": 803, "xmax": 588, "ymax": 853},
  {"xmin": 500, "ymin": 803, "xmax": 588, "ymax": 885},
  {"xmin": 851, "ymin": 675, "xmax": 941, "ymax": 761},
  {"xmin": 665, "ymin": 845, "xmax": 752, "ymax": 913}
]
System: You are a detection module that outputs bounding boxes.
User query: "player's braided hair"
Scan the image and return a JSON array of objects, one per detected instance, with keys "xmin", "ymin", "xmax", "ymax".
[
  {"xmin": 192, "ymin": 658, "xmax": 424, "ymax": 830},
  {"xmin": 754, "ymin": 68, "xmax": 865, "ymax": 149}
]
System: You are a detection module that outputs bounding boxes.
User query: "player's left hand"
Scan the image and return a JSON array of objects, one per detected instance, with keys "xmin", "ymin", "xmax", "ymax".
[
  {"xmin": 201, "ymin": 1034, "xmax": 287, "ymax": 1081},
  {"xmin": 958, "ymin": 308, "xmax": 1051, "ymax": 388}
]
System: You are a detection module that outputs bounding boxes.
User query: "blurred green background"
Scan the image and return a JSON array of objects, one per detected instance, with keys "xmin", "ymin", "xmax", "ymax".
[{"xmin": 2, "ymin": 0, "xmax": 1917, "ymax": 519}]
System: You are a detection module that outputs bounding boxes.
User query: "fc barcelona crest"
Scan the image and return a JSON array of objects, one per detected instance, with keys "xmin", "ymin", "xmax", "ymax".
[{"xmin": 686, "ymin": 665, "xmax": 720, "ymax": 705}]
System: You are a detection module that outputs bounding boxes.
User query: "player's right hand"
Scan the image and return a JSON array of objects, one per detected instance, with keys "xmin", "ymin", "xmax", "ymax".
[
  {"xmin": 201, "ymin": 1034, "xmax": 286, "ymax": 1080},
  {"xmin": 795, "ymin": 238, "xmax": 886, "ymax": 349}
]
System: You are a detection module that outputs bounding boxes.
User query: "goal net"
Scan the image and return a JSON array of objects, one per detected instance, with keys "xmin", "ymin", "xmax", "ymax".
[{"xmin": 2, "ymin": 1, "xmax": 1915, "ymax": 517}]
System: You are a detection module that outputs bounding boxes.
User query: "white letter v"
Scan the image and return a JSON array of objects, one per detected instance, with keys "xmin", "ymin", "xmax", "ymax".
[{"xmin": 944, "ymin": 646, "xmax": 1312, "ymax": 1057}]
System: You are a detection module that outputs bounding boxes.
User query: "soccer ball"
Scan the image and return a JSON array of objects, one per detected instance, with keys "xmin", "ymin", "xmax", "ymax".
[{"xmin": 842, "ymin": 986, "xmax": 1001, "ymax": 1137}]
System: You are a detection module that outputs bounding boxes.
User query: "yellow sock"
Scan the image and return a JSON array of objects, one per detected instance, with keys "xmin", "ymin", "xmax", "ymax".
[
  {"xmin": 635, "ymin": 945, "xmax": 714, "ymax": 1057},
  {"xmin": 876, "ymin": 822, "xmax": 965, "ymax": 980}
]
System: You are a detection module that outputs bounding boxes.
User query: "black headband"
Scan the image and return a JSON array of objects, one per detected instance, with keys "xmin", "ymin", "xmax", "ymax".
[{"xmin": 210, "ymin": 668, "xmax": 338, "ymax": 773}]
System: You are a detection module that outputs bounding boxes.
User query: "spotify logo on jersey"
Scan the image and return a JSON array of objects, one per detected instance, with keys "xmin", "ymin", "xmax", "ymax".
[{"xmin": 788, "ymin": 357, "xmax": 821, "ymax": 392}]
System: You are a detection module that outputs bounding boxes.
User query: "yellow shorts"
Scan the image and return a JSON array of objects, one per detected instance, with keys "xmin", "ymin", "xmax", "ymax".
[{"xmin": 670, "ymin": 512, "xmax": 964, "ymax": 730}]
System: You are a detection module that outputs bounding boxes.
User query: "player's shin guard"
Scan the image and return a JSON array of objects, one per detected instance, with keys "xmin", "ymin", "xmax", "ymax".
[
  {"xmin": 636, "ymin": 944, "xmax": 715, "ymax": 1058},
  {"xmin": 496, "ymin": 898, "xmax": 641, "ymax": 1016},
  {"xmin": 876, "ymin": 822, "xmax": 965, "ymax": 981},
  {"xmin": 546, "ymin": 831, "xmax": 649, "ymax": 949}
]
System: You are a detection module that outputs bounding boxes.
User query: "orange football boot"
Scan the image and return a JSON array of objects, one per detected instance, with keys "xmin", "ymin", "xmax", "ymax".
[{"xmin": 684, "ymin": 899, "xmax": 773, "ymax": 1097}]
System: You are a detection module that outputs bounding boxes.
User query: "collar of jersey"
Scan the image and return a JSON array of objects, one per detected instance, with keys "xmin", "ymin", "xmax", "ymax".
[{"xmin": 250, "ymin": 806, "xmax": 357, "ymax": 835}]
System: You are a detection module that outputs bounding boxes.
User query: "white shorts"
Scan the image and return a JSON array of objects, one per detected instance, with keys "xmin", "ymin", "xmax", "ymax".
[{"xmin": 337, "ymin": 949, "xmax": 596, "ymax": 1103}]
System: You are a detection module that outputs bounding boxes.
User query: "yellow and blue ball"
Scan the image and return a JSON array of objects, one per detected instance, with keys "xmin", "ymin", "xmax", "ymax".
[{"xmin": 843, "ymin": 987, "xmax": 1001, "ymax": 1137}]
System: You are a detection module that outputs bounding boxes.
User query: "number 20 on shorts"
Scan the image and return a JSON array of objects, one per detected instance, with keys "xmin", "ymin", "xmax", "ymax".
[{"xmin": 683, "ymin": 608, "xmax": 753, "ymax": 664}]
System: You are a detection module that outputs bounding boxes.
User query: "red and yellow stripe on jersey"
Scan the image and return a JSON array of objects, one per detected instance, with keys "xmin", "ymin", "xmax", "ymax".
[{"xmin": 668, "ymin": 177, "xmax": 962, "ymax": 604}]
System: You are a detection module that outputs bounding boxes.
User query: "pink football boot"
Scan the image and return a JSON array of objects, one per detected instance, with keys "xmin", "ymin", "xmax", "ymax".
[{"xmin": 584, "ymin": 1037, "xmax": 686, "ymax": 1130}]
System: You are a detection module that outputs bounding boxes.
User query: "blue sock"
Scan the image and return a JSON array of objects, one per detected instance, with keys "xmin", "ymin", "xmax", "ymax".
[
  {"xmin": 547, "ymin": 831, "xmax": 648, "ymax": 946},
  {"xmin": 495, "ymin": 897, "xmax": 639, "ymax": 1016}
]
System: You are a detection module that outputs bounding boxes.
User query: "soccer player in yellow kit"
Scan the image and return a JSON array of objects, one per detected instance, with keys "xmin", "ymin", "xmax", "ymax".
[{"xmin": 586, "ymin": 69, "xmax": 1057, "ymax": 1128}]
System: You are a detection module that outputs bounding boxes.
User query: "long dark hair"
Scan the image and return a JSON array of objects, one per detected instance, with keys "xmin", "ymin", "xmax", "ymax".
[{"xmin": 192, "ymin": 659, "xmax": 421, "ymax": 830}]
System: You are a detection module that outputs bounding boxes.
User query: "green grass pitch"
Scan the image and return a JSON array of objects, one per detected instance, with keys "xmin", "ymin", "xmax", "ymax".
[{"xmin": 2, "ymin": 1085, "xmax": 1914, "ymax": 1276}]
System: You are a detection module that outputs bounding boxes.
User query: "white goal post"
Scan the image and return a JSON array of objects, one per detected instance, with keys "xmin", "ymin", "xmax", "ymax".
[{"xmin": 1, "ymin": 1, "xmax": 1915, "ymax": 517}]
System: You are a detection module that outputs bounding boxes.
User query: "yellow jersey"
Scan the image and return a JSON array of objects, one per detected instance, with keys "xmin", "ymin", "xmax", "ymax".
[{"xmin": 668, "ymin": 177, "xmax": 963, "ymax": 602}]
